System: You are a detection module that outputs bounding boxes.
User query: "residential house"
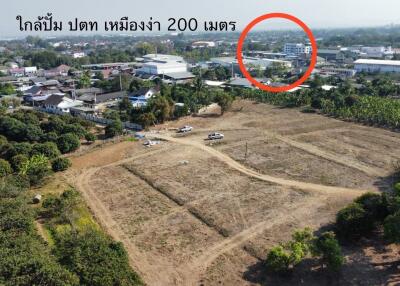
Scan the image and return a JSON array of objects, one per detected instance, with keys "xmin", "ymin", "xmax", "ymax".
[
  {"xmin": 77, "ymin": 90, "xmax": 125, "ymax": 113},
  {"xmin": 128, "ymin": 87, "xmax": 160, "ymax": 108},
  {"xmin": 41, "ymin": 94, "xmax": 83, "ymax": 113},
  {"xmin": 43, "ymin": 65, "xmax": 70, "ymax": 77}
]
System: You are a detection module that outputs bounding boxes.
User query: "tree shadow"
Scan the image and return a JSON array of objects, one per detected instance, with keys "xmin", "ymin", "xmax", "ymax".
[{"xmin": 373, "ymin": 172, "xmax": 399, "ymax": 193}]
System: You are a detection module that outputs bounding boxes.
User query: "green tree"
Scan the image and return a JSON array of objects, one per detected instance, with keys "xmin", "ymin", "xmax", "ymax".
[
  {"xmin": 105, "ymin": 120, "xmax": 123, "ymax": 138},
  {"xmin": 336, "ymin": 202, "xmax": 373, "ymax": 240},
  {"xmin": 214, "ymin": 91, "xmax": 234, "ymax": 115},
  {"xmin": 0, "ymin": 159, "xmax": 12, "ymax": 177},
  {"xmin": 147, "ymin": 96, "xmax": 174, "ymax": 123},
  {"xmin": 384, "ymin": 211, "xmax": 400, "ymax": 243},
  {"xmin": 129, "ymin": 78, "xmax": 146, "ymax": 92},
  {"xmin": 78, "ymin": 71, "xmax": 91, "ymax": 89},
  {"xmin": 54, "ymin": 228, "xmax": 142, "ymax": 286},
  {"xmin": 57, "ymin": 133, "xmax": 81, "ymax": 154},
  {"xmin": 84, "ymin": 133, "xmax": 96, "ymax": 143},
  {"xmin": 51, "ymin": 157, "xmax": 72, "ymax": 172},
  {"xmin": 19, "ymin": 154, "xmax": 50, "ymax": 185},
  {"xmin": 354, "ymin": 192, "xmax": 387, "ymax": 222},
  {"xmin": 137, "ymin": 113, "xmax": 156, "ymax": 129},
  {"xmin": 313, "ymin": 232, "xmax": 344, "ymax": 272},
  {"xmin": 119, "ymin": 96, "xmax": 132, "ymax": 113},
  {"xmin": 31, "ymin": 142, "xmax": 61, "ymax": 160},
  {"xmin": 265, "ymin": 245, "xmax": 291, "ymax": 273},
  {"xmin": 10, "ymin": 154, "xmax": 29, "ymax": 173}
]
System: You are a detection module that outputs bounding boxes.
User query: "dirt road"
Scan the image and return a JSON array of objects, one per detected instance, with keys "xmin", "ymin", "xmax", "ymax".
[{"xmin": 147, "ymin": 133, "xmax": 373, "ymax": 197}]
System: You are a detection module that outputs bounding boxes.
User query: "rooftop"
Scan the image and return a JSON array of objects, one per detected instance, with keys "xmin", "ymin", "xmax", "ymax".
[{"xmin": 354, "ymin": 59, "xmax": 400, "ymax": 66}]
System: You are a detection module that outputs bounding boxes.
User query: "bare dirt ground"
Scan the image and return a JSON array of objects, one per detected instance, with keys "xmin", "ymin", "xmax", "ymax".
[{"xmin": 69, "ymin": 100, "xmax": 400, "ymax": 286}]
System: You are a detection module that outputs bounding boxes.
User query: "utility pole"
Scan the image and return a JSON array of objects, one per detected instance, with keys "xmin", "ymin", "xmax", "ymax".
[
  {"xmin": 245, "ymin": 142, "xmax": 248, "ymax": 161},
  {"xmin": 72, "ymin": 79, "xmax": 76, "ymax": 100},
  {"xmin": 119, "ymin": 74, "xmax": 122, "ymax": 91}
]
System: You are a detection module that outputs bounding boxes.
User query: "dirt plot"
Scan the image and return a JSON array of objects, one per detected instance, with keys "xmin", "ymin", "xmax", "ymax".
[
  {"xmin": 70, "ymin": 99, "xmax": 400, "ymax": 286},
  {"xmin": 123, "ymin": 145, "xmax": 317, "ymax": 237},
  {"xmin": 294, "ymin": 129, "xmax": 400, "ymax": 172},
  {"xmin": 219, "ymin": 137, "xmax": 376, "ymax": 189}
]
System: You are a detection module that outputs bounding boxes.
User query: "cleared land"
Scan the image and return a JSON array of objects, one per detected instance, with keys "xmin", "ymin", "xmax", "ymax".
[{"xmin": 69, "ymin": 100, "xmax": 400, "ymax": 285}]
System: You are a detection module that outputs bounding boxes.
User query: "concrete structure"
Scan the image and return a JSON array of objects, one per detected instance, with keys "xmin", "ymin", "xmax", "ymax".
[
  {"xmin": 318, "ymin": 49, "xmax": 345, "ymax": 61},
  {"xmin": 137, "ymin": 54, "xmax": 188, "ymax": 76},
  {"xmin": 354, "ymin": 59, "xmax": 400, "ymax": 73},
  {"xmin": 284, "ymin": 43, "xmax": 312, "ymax": 55},
  {"xmin": 42, "ymin": 94, "xmax": 83, "ymax": 113},
  {"xmin": 319, "ymin": 67, "xmax": 356, "ymax": 78},
  {"xmin": 24, "ymin": 66, "xmax": 37, "ymax": 76},
  {"xmin": 360, "ymin": 46, "xmax": 393, "ymax": 59},
  {"xmin": 138, "ymin": 61, "xmax": 188, "ymax": 75},
  {"xmin": 210, "ymin": 56, "xmax": 291, "ymax": 70},
  {"xmin": 192, "ymin": 41, "xmax": 216, "ymax": 48}
]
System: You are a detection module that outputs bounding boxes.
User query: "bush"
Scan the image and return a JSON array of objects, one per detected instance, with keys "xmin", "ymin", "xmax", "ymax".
[
  {"xmin": 54, "ymin": 229, "xmax": 142, "ymax": 286},
  {"xmin": 31, "ymin": 142, "xmax": 61, "ymax": 159},
  {"xmin": 40, "ymin": 131, "xmax": 59, "ymax": 143},
  {"xmin": 137, "ymin": 113, "xmax": 156, "ymax": 129},
  {"xmin": 313, "ymin": 232, "xmax": 344, "ymax": 272},
  {"xmin": 62, "ymin": 123, "xmax": 87, "ymax": 139},
  {"xmin": 354, "ymin": 192, "xmax": 387, "ymax": 222},
  {"xmin": 19, "ymin": 154, "xmax": 50, "ymax": 186},
  {"xmin": 384, "ymin": 211, "xmax": 400, "ymax": 243},
  {"xmin": 51, "ymin": 157, "xmax": 71, "ymax": 172},
  {"xmin": 57, "ymin": 133, "xmax": 80, "ymax": 154},
  {"xmin": 10, "ymin": 154, "xmax": 29, "ymax": 172},
  {"xmin": 394, "ymin": 182, "xmax": 400, "ymax": 196},
  {"xmin": 84, "ymin": 132, "xmax": 96, "ymax": 143},
  {"xmin": 105, "ymin": 120, "xmax": 123, "ymax": 138},
  {"xmin": 5, "ymin": 142, "xmax": 32, "ymax": 159},
  {"xmin": 0, "ymin": 159, "xmax": 12, "ymax": 177},
  {"xmin": 265, "ymin": 229, "xmax": 313, "ymax": 274},
  {"xmin": 265, "ymin": 245, "xmax": 291, "ymax": 273},
  {"xmin": 336, "ymin": 203, "xmax": 374, "ymax": 240}
]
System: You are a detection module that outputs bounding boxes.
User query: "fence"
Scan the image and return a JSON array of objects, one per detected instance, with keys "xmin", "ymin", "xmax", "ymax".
[{"xmin": 34, "ymin": 107, "xmax": 142, "ymax": 131}]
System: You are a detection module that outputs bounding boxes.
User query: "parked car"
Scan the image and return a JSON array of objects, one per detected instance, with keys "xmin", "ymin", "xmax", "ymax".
[
  {"xmin": 208, "ymin": 132, "xmax": 224, "ymax": 140},
  {"xmin": 178, "ymin": 125, "xmax": 193, "ymax": 133},
  {"xmin": 143, "ymin": 140, "xmax": 160, "ymax": 147}
]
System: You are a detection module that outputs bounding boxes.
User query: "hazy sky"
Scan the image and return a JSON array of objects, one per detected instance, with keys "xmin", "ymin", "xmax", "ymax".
[{"xmin": 3, "ymin": 0, "xmax": 400, "ymax": 38}]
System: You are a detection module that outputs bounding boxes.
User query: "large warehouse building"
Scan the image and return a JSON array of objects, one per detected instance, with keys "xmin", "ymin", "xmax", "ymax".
[
  {"xmin": 137, "ymin": 54, "xmax": 188, "ymax": 75},
  {"xmin": 354, "ymin": 59, "xmax": 400, "ymax": 73}
]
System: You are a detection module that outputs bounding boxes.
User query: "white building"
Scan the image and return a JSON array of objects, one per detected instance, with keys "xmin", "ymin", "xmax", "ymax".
[
  {"xmin": 210, "ymin": 56, "xmax": 291, "ymax": 70},
  {"xmin": 72, "ymin": 52, "xmax": 86, "ymax": 59},
  {"xmin": 360, "ymin": 46, "xmax": 393, "ymax": 59},
  {"xmin": 42, "ymin": 94, "xmax": 83, "ymax": 113},
  {"xmin": 142, "ymin": 54, "xmax": 184, "ymax": 62},
  {"xmin": 137, "ymin": 54, "xmax": 188, "ymax": 75},
  {"xmin": 284, "ymin": 43, "xmax": 312, "ymax": 55},
  {"xmin": 192, "ymin": 41, "xmax": 216, "ymax": 48},
  {"xmin": 24, "ymin": 66, "xmax": 37, "ymax": 76},
  {"xmin": 354, "ymin": 59, "xmax": 400, "ymax": 73}
]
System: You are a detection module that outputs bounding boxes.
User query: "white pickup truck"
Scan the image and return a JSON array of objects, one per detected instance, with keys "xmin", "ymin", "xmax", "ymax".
[
  {"xmin": 178, "ymin": 125, "xmax": 193, "ymax": 133},
  {"xmin": 208, "ymin": 132, "xmax": 224, "ymax": 140}
]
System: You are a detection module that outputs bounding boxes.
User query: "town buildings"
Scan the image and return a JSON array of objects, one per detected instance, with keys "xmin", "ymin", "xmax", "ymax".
[{"xmin": 283, "ymin": 43, "xmax": 312, "ymax": 55}]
